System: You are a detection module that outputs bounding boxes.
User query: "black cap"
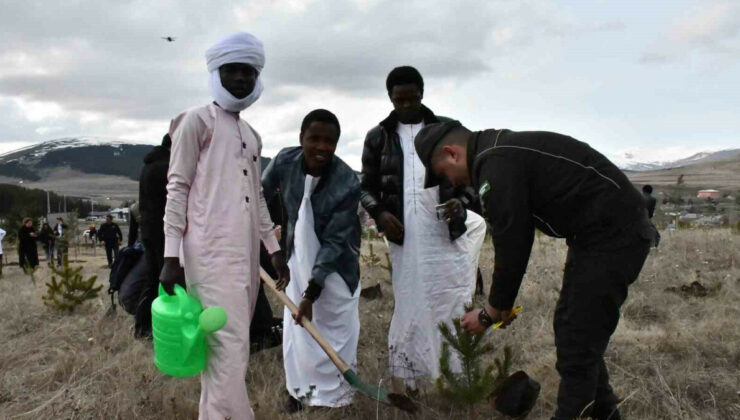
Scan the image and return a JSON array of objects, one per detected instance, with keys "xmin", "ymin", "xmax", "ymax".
[{"xmin": 414, "ymin": 120, "xmax": 462, "ymax": 188}]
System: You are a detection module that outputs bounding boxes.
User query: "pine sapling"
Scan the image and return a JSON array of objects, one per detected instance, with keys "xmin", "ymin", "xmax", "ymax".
[
  {"xmin": 436, "ymin": 307, "xmax": 513, "ymax": 405},
  {"xmin": 43, "ymin": 254, "xmax": 102, "ymax": 312}
]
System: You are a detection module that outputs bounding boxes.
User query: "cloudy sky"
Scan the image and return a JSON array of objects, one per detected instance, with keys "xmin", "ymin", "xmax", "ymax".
[{"xmin": 1, "ymin": 0, "xmax": 738, "ymax": 168}]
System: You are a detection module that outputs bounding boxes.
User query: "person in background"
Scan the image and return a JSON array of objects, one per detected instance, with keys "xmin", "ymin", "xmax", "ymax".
[
  {"xmin": 88, "ymin": 224, "xmax": 98, "ymax": 246},
  {"xmin": 128, "ymin": 202, "xmax": 141, "ymax": 248},
  {"xmin": 262, "ymin": 109, "xmax": 361, "ymax": 412},
  {"xmin": 39, "ymin": 222, "xmax": 55, "ymax": 264},
  {"xmin": 0, "ymin": 226, "xmax": 6, "ymax": 277},
  {"xmin": 98, "ymin": 214, "xmax": 122, "ymax": 268},
  {"xmin": 134, "ymin": 134, "xmax": 171, "ymax": 338},
  {"xmin": 252, "ymin": 176, "xmax": 285, "ymax": 352},
  {"xmin": 53, "ymin": 217, "xmax": 65, "ymax": 265},
  {"xmin": 642, "ymin": 185, "xmax": 657, "ymax": 219},
  {"xmin": 18, "ymin": 218, "xmax": 39, "ymax": 272}
]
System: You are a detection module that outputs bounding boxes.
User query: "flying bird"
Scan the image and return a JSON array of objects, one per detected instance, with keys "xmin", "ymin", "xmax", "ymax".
[{"xmin": 161, "ymin": 36, "xmax": 176, "ymax": 42}]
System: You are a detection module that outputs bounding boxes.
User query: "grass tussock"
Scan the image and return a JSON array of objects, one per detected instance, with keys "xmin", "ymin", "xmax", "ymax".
[{"xmin": 0, "ymin": 229, "xmax": 738, "ymax": 419}]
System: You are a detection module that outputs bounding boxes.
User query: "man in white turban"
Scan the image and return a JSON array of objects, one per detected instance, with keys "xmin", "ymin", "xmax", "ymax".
[{"xmin": 160, "ymin": 32, "xmax": 290, "ymax": 420}]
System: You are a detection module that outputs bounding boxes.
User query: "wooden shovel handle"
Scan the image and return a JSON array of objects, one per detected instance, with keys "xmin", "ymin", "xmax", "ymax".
[{"xmin": 259, "ymin": 268, "xmax": 351, "ymax": 373}]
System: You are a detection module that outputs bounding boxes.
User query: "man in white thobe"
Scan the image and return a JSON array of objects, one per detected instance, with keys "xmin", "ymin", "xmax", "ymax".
[
  {"xmin": 160, "ymin": 32, "xmax": 288, "ymax": 420},
  {"xmin": 262, "ymin": 109, "xmax": 362, "ymax": 413},
  {"xmin": 360, "ymin": 66, "xmax": 486, "ymax": 389}
]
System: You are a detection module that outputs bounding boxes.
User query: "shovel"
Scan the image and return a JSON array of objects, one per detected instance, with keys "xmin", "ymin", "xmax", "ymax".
[{"xmin": 259, "ymin": 268, "xmax": 417, "ymax": 413}]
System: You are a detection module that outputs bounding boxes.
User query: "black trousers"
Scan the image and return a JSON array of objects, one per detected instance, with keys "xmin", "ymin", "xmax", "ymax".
[
  {"xmin": 553, "ymin": 238, "xmax": 650, "ymax": 420},
  {"xmin": 105, "ymin": 243, "xmax": 119, "ymax": 267},
  {"xmin": 19, "ymin": 246, "xmax": 39, "ymax": 270},
  {"xmin": 251, "ymin": 244, "xmax": 277, "ymax": 340},
  {"xmin": 134, "ymin": 237, "xmax": 165, "ymax": 336}
]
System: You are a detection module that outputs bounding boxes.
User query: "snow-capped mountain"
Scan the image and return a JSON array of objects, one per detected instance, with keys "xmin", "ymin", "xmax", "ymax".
[
  {"xmin": 614, "ymin": 149, "xmax": 740, "ymax": 171},
  {"xmin": 0, "ymin": 137, "xmax": 153, "ymax": 181}
]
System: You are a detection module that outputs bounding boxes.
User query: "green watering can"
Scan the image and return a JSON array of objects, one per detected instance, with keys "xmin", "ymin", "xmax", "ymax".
[{"xmin": 151, "ymin": 284, "xmax": 227, "ymax": 377}]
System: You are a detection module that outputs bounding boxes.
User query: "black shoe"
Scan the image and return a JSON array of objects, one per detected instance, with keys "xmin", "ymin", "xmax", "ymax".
[
  {"xmin": 282, "ymin": 395, "xmax": 304, "ymax": 414},
  {"xmin": 134, "ymin": 327, "xmax": 153, "ymax": 340},
  {"xmin": 592, "ymin": 406, "xmax": 621, "ymax": 420},
  {"xmin": 250, "ymin": 324, "xmax": 283, "ymax": 354}
]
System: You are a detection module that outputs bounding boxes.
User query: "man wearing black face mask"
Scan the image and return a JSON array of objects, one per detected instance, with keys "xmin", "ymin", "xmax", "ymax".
[
  {"xmin": 360, "ymin": 66, "xmax": 487, "ymax": 390},
  {"xmin": 262, "ymin": 109, "xmax": 361, "ymax": 412}
]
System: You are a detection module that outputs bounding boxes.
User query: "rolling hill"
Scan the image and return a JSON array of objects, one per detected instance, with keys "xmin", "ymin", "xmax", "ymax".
[{"xmin": 0, "ymin": 138, "xmax": 273, "ymax": 202}]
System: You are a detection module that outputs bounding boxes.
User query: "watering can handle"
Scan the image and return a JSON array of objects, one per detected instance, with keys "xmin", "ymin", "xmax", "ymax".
[
  {"xmin": 259, "ymin": 267, "xmax": 352, "ymax": 373},
  {"xmin": 158, "ymin": 283, "xmax": 188, "ymax": 298},
  {"xmin": 157, "ymin": 283, "xmax": 190, "ymax": 315}
]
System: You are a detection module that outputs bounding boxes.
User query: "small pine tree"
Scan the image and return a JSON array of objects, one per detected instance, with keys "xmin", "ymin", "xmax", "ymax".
[
  {"xmin": 436, "ymin": 312, "xmax": 513, "ymax": 405},
  {"xmin": 43, "ymin": 255, "xmax": 102, "ymax": 312}
]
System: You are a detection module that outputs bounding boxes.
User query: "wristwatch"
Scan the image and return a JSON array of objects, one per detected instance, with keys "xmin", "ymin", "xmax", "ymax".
[{"xmin": 478, "ymin": 307, "xmax": 495, "ymax": 328}]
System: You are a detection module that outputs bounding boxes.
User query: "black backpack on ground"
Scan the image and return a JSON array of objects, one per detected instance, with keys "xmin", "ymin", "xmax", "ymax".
[{"xmin": 118, "ymin": 255, "xmax": 149, "ymax": 314}]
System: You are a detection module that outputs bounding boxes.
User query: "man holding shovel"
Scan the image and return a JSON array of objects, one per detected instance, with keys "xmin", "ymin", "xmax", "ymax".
[
  {"xmin": 262, "ymin": 109, "xmax": 362, "ymax": 413},
  {"xmin": 414, "ymin": 121, "xmax": 657, "ymax": 420}
]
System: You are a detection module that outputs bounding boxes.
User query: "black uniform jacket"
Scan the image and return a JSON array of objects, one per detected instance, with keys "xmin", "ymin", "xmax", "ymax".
[{"xmin": 468, "ymin": 129, "xmax": 655, "ymax": 310}]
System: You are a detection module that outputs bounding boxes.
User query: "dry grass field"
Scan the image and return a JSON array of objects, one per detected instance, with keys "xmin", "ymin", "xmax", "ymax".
[{"xmin": 0, "ymin": 229, "xmax": 738, "ymax": 420}]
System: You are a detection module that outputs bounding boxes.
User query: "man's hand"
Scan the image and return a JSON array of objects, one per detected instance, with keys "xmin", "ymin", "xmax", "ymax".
[
  {"xmin": 440, "ymin": 198, "xmax": 464, "ymax": 223},
  {"xmin": 377, "ymin": 211, "xmax": 404, "ymax": 241},
  {"xmin": 294, "ymin": 298, "xmax": 313, "ymax": 325},
  {"xmin": 271, "ymin": 251, "xmax": 290, "ymax": 290},
  {"xmin": 159, "ymin": 257, "xmax": 185, "ymax": 295},
  {"xmin": 460, "ymin": 304, "xmax": 514, "ymax": 335}
]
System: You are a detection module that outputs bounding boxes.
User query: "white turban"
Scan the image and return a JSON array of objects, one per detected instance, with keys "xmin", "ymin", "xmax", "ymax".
[{"xmin": 205, "ymin": 32, "xmax": 265, "ymax": 112}]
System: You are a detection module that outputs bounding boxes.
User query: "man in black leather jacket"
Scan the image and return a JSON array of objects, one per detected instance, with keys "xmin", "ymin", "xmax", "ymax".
[
  {"xmin": 360, "ymin": 67, "xmax": 472, "ymax": 243},
  {"xmin": 360, "ymin": 66, "xmax": 488, "ymax": 389}
]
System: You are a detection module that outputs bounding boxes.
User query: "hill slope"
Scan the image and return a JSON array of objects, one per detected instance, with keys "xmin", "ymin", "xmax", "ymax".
[
  {"xmin": 626, "ymin": 153, "xmax": 740, "ymax": 191},
  {"xmin": 0, "ymin": 137, "xmax": 152, "ymax": 182},
  {"xmin": 616, "ymin": 148, "xmax": 740, "ymax": 172}
]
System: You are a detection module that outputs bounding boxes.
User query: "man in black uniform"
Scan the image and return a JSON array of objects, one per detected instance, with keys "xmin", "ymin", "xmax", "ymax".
[
  {"xmin": 98, "ymin": 215, "xmax": 123, "ymax": 268},
  {"xmin": 414, "ymin": 121, "xmax": 657, "ymax": 420}
]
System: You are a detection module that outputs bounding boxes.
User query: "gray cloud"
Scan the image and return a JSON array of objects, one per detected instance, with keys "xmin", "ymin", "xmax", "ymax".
[{"xmin": 640, "ymin": 1, "xmax": 740, "ymax": 64}]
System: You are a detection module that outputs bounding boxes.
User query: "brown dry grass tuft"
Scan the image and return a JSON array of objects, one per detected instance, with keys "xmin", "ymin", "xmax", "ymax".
[{"xmin": 0, "ymin": 229, "xmax": 738, "ymax": 419}]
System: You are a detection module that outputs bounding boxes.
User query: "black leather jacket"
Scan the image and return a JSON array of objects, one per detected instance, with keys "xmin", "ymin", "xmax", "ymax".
[
  {"xmin": 360, "ymin": 105, "xmax": 467, "ymax": 244},
  {"xmin": 262, "ymin": 147, "xmax": 361, "ymax": 296}
]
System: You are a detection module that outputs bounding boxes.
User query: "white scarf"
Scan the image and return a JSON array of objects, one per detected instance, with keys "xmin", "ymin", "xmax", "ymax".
[
  {"xmin": 205, "ymin": 32, "xmax": 265, "ymax": 112},
  {"xmin": 208, "ymin": 71, "xmax": 263, "ymax": 113}
]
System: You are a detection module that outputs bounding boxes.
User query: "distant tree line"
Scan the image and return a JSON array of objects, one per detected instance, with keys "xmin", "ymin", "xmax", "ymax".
[{"xmin": 0, "ymin": 184, "xmax": 110, "ymax": 242}]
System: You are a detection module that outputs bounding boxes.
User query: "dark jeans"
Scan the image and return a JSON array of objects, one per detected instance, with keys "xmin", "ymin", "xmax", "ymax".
[
  {"xmin": 105, "ymin": 243, "xmax": 119, "ymax": 267},
  {"xmin": 44, "ymin": 243, "xmax": 54, "ymax": 262},
  {"xmin": 552, "ymin": 237, "xmax": 650, "ymax": 420}
]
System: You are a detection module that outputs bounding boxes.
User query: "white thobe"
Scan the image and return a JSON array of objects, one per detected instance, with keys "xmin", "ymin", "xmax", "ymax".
[
  {"xmin": 164, "ymin": 103, "xmax": 280, "ymax": 420},
  {"xmin": 283, "ymin": 175, "xmax": 361, "ymax": 407},
  {"xmin": 0, "ymin": 227, "xmax": 5, "ymax": 254},
  {"xmin": 388, "ymin": 122, "xmax": 487, "ymax": 381}
]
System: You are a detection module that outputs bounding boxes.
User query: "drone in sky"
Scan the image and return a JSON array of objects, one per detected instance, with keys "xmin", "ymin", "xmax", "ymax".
[{"xmin": 161, "ymin": 36, "xmax": 176, "ymax": 42}]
